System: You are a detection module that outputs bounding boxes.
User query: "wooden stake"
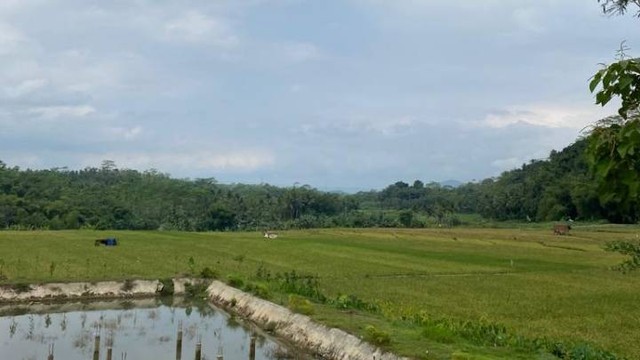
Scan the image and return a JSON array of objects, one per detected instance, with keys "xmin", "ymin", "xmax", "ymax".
[
  {"xmin": 93, "ymin": 332, "xmax": 100, "ymax": 360},
  {"xmin": 249, "ymin": 334, "xmax": 256, "ymax": 360},
  {"xmin": 176, "ymin": 323, "xmax": 183, "ymax": 360}
]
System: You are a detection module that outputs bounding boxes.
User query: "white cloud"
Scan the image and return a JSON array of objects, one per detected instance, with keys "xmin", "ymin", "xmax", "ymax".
[
  {"xmin": 80, "ymin": 150, "xmax": 275, "ymax": 172},
  {"xmin": 164, "ymin": 10, "xmax": 238, "ymax": 46},
  {"xmin": 482, "ymin": 104, "xmax": 613, "ymax": 129},
  {"xmin": 300, "ymin": 115, "xmax": 418, "ymax": 136},
  {"xmin": 28, "ymin": 105, "xmax": 96, "ymax": 119},
  {"xmin": 2, "ymin": 78, "xmax": 48, "ymax": 98},
  {"xmin": 108, "ymin": 126, "xmax": 143, "ymax": 140},
  {"xmin": 491, "ymin": 157, "xmax": 522, "ymax": 170}
]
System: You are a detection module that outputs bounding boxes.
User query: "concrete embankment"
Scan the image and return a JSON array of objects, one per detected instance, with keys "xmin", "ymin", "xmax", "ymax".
[
  {"xmin": 0, "ymin": 279, "xmax": 407, "ymax": 360},
  {"xmin": 207, "ymin": 280, "xmax": 407, "ymax": 360},
  {"xmin": 0, "ymin": 278, "xmax": 196, "ymax": 302}
]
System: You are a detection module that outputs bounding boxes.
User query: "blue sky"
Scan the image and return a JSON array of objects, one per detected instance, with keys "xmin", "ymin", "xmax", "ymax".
[{"xmin": 0, "ymin": 0, "xmax": 637, "ymax": 190}]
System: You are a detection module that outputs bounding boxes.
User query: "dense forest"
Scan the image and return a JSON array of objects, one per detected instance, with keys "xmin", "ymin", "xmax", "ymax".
[{"xmin": 0, "ymin": 136, "xmax": 635, "ymax": 231}]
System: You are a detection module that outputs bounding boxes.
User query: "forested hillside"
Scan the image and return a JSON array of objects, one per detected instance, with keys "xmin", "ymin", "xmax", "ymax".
[{"xmin": 0, "ymin": 137, "xmax": 633, "ymax": 231}]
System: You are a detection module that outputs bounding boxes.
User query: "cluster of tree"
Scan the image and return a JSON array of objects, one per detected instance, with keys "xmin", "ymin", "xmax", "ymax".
[
  {"xmin": 1, "ymin": 132, "xmax": 635, "ymax": 232},
  {"xmin": 350, "ymin": 138, "xmax": 619, "ymax": 224},
  {"xmin": 0, "ymin": 160, "xmax": 356, "ymax": 231}
]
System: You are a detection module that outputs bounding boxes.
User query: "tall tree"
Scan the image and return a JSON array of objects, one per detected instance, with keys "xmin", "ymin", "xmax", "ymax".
[{"xmin": 588, "ymin": 2, "xmax": 640, "ymax": 222}]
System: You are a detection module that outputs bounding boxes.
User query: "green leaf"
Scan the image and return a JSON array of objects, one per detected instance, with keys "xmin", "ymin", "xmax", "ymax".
[
  {"xmin": 617, "ymin": 76, "xmax": 634, "ymax": 90},
  {"xmin": 596, "ymin": 91, "xmax": 613, "ymax": 106},
  {"xmin": 603, "ymin": 69, "xmax": 616, "ymax": 88},
  {"xmin": 589, "ymin": 72, "xmax": 603, "ymax": 92}
]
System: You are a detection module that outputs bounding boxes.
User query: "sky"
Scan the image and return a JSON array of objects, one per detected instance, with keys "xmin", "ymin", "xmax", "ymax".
[{"xmin": 0, "ymin": 0, "xmax": 637, "ymax": 191}]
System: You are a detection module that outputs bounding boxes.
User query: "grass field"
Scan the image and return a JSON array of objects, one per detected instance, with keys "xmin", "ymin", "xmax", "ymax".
[{"xmin": 0, "ymin": 226, "xmax": 639, "ymax": 359}]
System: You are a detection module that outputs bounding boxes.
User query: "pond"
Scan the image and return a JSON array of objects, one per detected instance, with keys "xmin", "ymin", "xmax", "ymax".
[{"xmin": 0, "ymin": 298, "xmax": 305, "ymax": 360}]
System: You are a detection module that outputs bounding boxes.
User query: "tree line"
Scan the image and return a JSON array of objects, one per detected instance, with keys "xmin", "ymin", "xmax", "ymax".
[{"xmin": 0, "ymin": 133, "xmax": 636, "ymax": 232}]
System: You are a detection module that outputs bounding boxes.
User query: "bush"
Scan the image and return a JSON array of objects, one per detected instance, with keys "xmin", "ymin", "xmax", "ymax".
[
  {"xmin": 363, "ymin": 325, "xmax": 391, "ymax": 346},
  {"xmin": 277, "ymin": 270, "xmax": 326, "ymax": 302},
  {"xmin": 184, "ymin": 281, "xmax": 208, "ymax": 299},
  {"xmin": 159, "ymin": 278, "xmax": 174, "ymax": 296},
  {"xmin": 200, "ymin": 267, "xmax": 218, "ymax": 279},
  {"xmin": 287, "ymin": 294, "xmax": 315, "ymax": 315},
  {"xmin": 227, "ymin": 274, "xmax": 244, "ymax": 288},
  {"xmin": 332, "ymin": 294, "xmax": 379, "ymax": 312},
  {"xmin": 11, "ymin": 283, "xmax": 32, "ymax": 293},
  {"xmin": 244, "ymin": 282, "xmax": 271, "ymax": 299}
]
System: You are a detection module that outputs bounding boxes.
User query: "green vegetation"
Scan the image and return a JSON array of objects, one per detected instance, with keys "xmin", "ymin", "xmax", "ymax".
[
  {"xmin": 287, "ymin": 294, "xmax": 315, "ymax": 315},
  {"xmin": 0, "ymin": 137, "xmax": 621, "ymax": 233},
  {"xmin": 0, "ymin": 227, "xmax": 638, "ymax": 359}
]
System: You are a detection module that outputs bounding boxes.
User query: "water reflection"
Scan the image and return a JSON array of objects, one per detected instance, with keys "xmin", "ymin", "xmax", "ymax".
[{"xmin": 0, "ymin": 298, "xmax": 303, "ymax": 360}]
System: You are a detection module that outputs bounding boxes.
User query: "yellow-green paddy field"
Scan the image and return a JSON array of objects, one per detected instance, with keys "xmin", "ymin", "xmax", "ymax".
[{"xmin": 0, "ymin": 226, "xmax": 638, "ymax": 359}]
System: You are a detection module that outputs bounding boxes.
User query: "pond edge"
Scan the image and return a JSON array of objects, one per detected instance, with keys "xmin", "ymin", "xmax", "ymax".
[{"xmin": 0, "ymin": 279, "xmax": 406, "ymax": 360}]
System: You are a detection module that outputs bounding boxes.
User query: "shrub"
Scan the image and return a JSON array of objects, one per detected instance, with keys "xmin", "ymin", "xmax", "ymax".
[
  {"xmin": 255, "ymin": 263, "xmax": 271, "ymax": 280},
  {"xmin": 363, "ymin": 325, "xmax": 391, "ymax": 346},
  {"xmin": 159, "ymin": 278, "xmax": 174, "ymax": 296},
  {"xmin": 11, "ymin": 283, "xmax": 32, "ymax": 293},
  {"xmin": 277, "ymin": 270, "xmax": 326, "ymax": 302},
  {"xmin": 200, "ymin": 267, "xmax": 218, "ymax": 279},
  {"xmin": 244, "ymin": 282, "xmax": 271, "ymax": 299},
  {"xmin": 287, "ymin": 294, "xmax": 315, "ymax": 315},
  {"xmin": 332, "ymin": 294, "xmax": 379, "ymax": 312},
  {"xmin": 227, "ymin": 274, "xmax": 244, "ymax": 288},
  {"xmin": 184, "ymin": 281, "xmax": 208, "ymax": 299}
]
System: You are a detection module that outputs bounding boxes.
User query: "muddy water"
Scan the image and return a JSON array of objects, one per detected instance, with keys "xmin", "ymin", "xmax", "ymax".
[{"xmin": 0, "ymin": 299, "xmax": 303, "ymax": 360}]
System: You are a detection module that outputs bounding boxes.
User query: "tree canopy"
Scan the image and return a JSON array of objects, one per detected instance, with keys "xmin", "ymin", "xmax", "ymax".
[{"xmin": 587, "ymin": 1, "xmax": 640, "ymax": 223}]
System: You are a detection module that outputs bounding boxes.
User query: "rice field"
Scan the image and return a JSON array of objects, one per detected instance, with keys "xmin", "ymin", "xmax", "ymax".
[{"xmin": 0, "ymin": 226, "xmax": 638, "ymax": 359}]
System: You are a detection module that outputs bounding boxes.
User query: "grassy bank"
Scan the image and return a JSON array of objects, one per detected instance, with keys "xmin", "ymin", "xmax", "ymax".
[{"xmin": 0, "ymin": 226, "xmax": 638, "ymax": 359}]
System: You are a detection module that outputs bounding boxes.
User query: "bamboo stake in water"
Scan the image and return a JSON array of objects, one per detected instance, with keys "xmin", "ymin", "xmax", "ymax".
[
  {"xmin": 249, "ymin": 334, "xmax": 256, "ymax": 360},
  {"xmin": 176, "ymin": 322, "xmax": 183, "ymax": 360},
  {"xmin": 194, "ymin": 338, "xmax": 202, "ymax": 360},
  {"xmin": 93, "ymin": 331, "xmax": 100, "ymax": 360},
  {"xmin": 106, "ymin": 332, "xmax": 114, "ymax": 360}
]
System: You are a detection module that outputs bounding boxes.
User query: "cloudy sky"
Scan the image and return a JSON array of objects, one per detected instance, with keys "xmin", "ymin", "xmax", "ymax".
[{"xmin": 0, "ymin": 1, "xmax": 637, "ymax": 190}]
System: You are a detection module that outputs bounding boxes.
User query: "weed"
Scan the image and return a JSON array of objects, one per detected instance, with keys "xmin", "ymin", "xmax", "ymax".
[
  {"xmin": 49, "ymin": 261, "xmax": 56, "ymax": 277},
  {"xmin": 159, "ymin": 278, "xmax": 174, "ymax": 296},
  {"xmin": 11, "ymin": 283, "xmax": 32, "ymax": 293},
  {"xmin": 187, "ymin": 256, "xmax": 196, "ymax": 274},
  {"xmin": 363, "ymin": 325, "xmax": 391, "ymax": 346},
  {"xmin": 255, "ymin": 263, "xmax": 271, "ymax": 280},
  {"xmin": 264, "ymin": 320, "xmax": 277, "ymax": 333},
  {"xmin": 277, "ymin": 270, "xmax": 326, "ymax": 302},
  {"xmin": 422, "ymin": 324, "xmax": 456, "ymax": 344},
  {"xmin": 287, "ymin": 294, "xmax": 315, "ymax": 315},
  {"xmin": 184, "ymin": 281, "xmax": 208, "ymax": 299},
  {"xmin": 332, "ymin": 294, "xmax": 379, "ymax": 313},
  {"xmin": 227, "ymin": 274, "xmax": 244, "ymax": 288},
  {"xmin": 604, "ymin": 241, "xmax": 640, "ymax": 273},
  {"xmin": 199, "ymin": 266, "xmax": 218, "ymax": 279},
  {"xmin": 121, "ymin": 279, "xmax": 135, "ymax": 292},
  {"xmin": 244, "ymin": 282, "xmax": 271, "ymax": 299}
]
